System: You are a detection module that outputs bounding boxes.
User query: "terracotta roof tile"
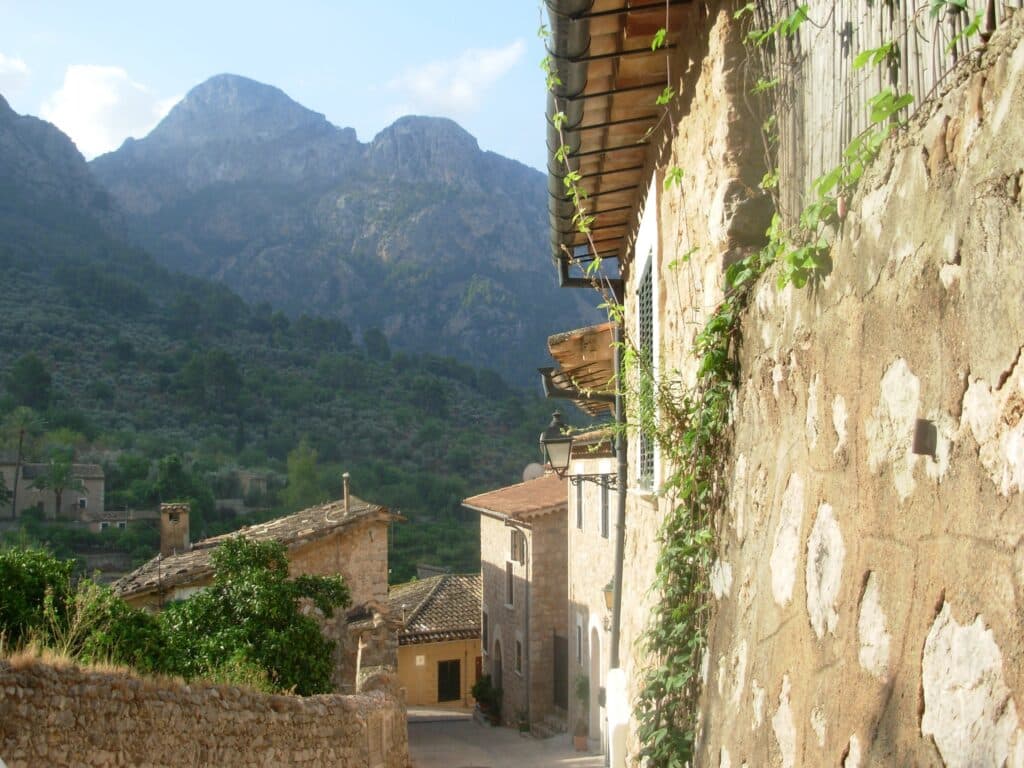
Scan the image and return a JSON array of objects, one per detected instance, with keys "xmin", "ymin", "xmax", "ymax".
[
  {"xmin": 113, "ymin": 496, "xmax": 397, "ymax": 599},
  {"xmin": 387, "ymin": 574, "xmax": 481, "ymax": 645},
  {"xmin": 461, "ymin": 473, "xmax": 567, "ymax": 519}
]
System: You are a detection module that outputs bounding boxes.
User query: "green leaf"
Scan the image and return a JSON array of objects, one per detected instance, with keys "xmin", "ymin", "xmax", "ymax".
[
  {"xmin": 656, "ymin": 86, "xmax": 676, "ymax": 106},
  {"xmin": 663, "ymin": 166, "xmax": 685, "ymax": 191},
  {"xmin": 651, "ymin": 28, "xmax": 668, "ymax": 51},
  {"xmin": 733, "ymin": 2, "xmax": 756, "ymax": 19}
]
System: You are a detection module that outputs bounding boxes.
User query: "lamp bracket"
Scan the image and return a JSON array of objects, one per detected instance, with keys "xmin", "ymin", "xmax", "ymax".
[{"xmin": 568, "ymin": 473, "xmax": 617, "ymax": 490}]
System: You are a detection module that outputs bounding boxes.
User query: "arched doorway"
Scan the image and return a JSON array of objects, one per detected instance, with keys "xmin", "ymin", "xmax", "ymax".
[{"xmin": 589, "ymin": 627, "xmax": 601, "ymax": 742}]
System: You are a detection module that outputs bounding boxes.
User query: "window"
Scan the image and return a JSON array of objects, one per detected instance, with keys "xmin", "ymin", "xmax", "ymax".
[
  {"xmin": 99, "ymin": 521, "xmax": 108, "ymax": 531},
  {"xmin": 576, "ymin": 621, "xmax": 583, "ymax": 665},
  {"xmin": 515, "ymin": 640, "xmax": 523, "ymax": 674},
  {"xmin": 78, "ymin": 498, "xmax": 87, "ymax": 509},
  {"xmin": 506, "ymin": 561, "xmax": 514, "ymax": 606},
  {"xmin": 576, "ymin": 479, "xmax": 583, "ymax": 530},
  {"xmin": 482, "ymin": 611, "xmax": 489, "ymax": 653},
  {"xmin": 600, "ymin": 480, "xmax": 610, "ymax": 539},
  {"xmin": 638, "ymin": 254, "xmax": 655, "ymax": 488},
  {"xmin": 510, "ymin": 530, "xmax": 525, "ymax": 565},
  {"xmin": 117, "ymin": 521, "xmax": 126, "ymax": 530}
]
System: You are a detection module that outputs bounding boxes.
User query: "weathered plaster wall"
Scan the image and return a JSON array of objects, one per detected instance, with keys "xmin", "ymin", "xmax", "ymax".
[
  {"xmin": 0, "ymin": 660, "xmax": 408, "ymax": 768},
  {"xmin": 396, "ymin": 638, "xmax": 480, "ymax": 707},
  {"xmin": 569, "ymin": 451, "xmax": 618, "ymax": 745},
  {"xmin": 698, "ymin": 12, "xmax": 1024, "ymax": 768}
]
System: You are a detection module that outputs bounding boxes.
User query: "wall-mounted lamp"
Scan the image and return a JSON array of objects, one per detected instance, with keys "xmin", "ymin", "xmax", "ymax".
[
  {"xmin": 539, "ymin": 411, "xmax": 574, "ymax": 478},
  {"xmin": 602, "ymin": 580, "xmax": 614, "ymax": 612}
]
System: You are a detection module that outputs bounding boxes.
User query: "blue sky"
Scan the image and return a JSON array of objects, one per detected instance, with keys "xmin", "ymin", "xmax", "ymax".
[{"xmin": 0, "ymin": 1, "xmax": 550, "ymax": 170}]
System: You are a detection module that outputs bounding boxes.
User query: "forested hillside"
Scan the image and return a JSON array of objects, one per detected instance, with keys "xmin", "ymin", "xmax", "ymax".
[{"xmin": 0, "ymin": 94, "xmax": 564, "ymax": 581}]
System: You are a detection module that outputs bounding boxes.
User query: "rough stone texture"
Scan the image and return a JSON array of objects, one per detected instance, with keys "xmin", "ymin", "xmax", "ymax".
[
  {"xmin": 804, "ymin": 503, "xmax": 844, "ymax": 639},
  {"xmin": 693, "ymin": 11, "xmax": 1024, "ymax": 768},
  {"xmin": 921, "ymin": 603, "xmax": 1024, "ymax": 767},
  {"xmin": 613, "ymin": 6, "xmax": 772, "ymax": 760},
  {"xmin": 0, "ymin": 660, "xmax": 407, "ymax": 768},
  {"xmin": 479, "ymin": 500, "xmax": 568, "ymax": 728}
]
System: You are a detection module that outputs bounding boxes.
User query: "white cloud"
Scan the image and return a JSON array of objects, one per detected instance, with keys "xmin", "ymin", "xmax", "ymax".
[
  {"xmin": 39, "ymin": 65, "xmax": 177, "ymax": 159},
  {"xmin": 387, "ymin": 39, "xmax": 525, "ymax": 116},
  {"xmin": 0, "ymin": 52, "xmax": 31, "ymax": 94}
]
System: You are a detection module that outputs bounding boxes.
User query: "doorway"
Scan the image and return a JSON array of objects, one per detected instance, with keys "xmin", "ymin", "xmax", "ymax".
[{"xmin": 437, "ymin": 659, "xmax": 461, "ymax": 702}]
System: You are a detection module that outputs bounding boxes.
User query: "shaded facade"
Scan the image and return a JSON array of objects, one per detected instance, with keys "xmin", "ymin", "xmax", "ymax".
[{"xmin": 464, "ymin": 473, "xmax": 568, "ymax": 729}]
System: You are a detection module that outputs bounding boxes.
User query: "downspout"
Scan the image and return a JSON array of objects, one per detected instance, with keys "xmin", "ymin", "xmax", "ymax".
[{"xmin": 610, "ymin": 322, "xmax": 626, "ymax": 669}]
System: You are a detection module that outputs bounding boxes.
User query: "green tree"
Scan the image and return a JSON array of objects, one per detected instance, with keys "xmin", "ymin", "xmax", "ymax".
[
  {"xmin": 283, "ymin": 439, "xmax": 324, "ymax": 511},
  {"xmin": 30, "ymin": 448, "xmax": 85, "ymax": 519},
  {"xmin": 2, "ymin": 407, "xmax": 43, "ymax": 519},
  {"xmin": 363, "ymin": 327, "xmax": 391, "ymax": 361},
  {"xmin": 0, "ymin": 473, "xmax": 11, "ymax": 508},
  {"xmin": 5, "ymin": 354, "xmax": 52, "ymax": 410},
  {"xmin": 0, "ymin": 546, "xmax": 74, "ymax": 647},
  {"xmin": 159, "ymin": 537, "xmax": 350, "ymax": 694}
]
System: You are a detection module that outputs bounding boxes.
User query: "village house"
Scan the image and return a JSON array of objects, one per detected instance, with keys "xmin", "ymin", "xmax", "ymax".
[
  {"xmin": 387, "ymin": 573, "xmax": 482, "ymax": 708},
  {"xmin": 463, "ymin": 472, "xmax": 568, "ymax": 731},
  {"xmin": 114, "ymin": 482, "xmax": 402, "ymax": 693},
  {"xmin": 0, "ymin": 461, "xmax": 104, "ymax": 519}
]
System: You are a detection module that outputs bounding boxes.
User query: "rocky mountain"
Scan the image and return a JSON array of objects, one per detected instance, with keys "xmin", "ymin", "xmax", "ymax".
[
  {"xmin": 91, "ymin": 75, "xmax": 598, "ymax": 386},
  {"xmin": 0, "ymin": 95, "xmax": 116, "ymax": 222}
]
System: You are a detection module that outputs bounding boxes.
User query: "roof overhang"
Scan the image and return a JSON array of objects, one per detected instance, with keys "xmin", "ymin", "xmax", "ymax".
[
  {"xmin": 541, "ymin": 321, "xmax": 616, "ymax": 416},
  {"xmin": 545, "ymin": 0, "xmax": 685, "ymax": 282}
]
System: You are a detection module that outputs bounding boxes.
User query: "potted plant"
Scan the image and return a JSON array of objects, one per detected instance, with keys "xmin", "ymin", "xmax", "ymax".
[
  {"xmin": 574, "ymin": 674, "xmax": 590, "ymax": 751},
  {"xmin": 471, "ymin": 674, "xmax": 502, "ymax": 725},
  {"xmin": 516, "ymin": 708, "xmax": 530, "ymax": 733}
]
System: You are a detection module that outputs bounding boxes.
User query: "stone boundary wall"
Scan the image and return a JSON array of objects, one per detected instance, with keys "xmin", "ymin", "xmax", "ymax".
[
  {"xmin": 698, "ymin": 10, "xmax": 1024, "ymax": 768},
  {"xmin": 0, "ymin": 660, "xmax": 408, "ymax": 768}
]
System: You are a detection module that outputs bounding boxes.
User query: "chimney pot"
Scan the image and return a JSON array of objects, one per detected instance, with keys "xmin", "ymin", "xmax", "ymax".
[
  {"xmin": 159, "ymin": 502, "xmax": 191, "ymax": 557},
  {"xmin": 343, "ymin": 472, "xmax": 351, "ymax": 514}
]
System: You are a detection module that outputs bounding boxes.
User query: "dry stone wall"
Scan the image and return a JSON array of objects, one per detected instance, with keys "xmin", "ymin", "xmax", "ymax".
[
  {"xmin": 0, "ymin": 660, "xmax": 408, "ymax": 768},
  {"xmin": 697, "ymin": 12, "xmax": 1024, "ymax": 768}
]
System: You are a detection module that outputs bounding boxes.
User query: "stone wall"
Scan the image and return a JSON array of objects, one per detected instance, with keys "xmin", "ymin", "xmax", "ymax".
[
  {"xmin": 613, "ymin": 4, "xmax": 768, "ymax": 759},
  {"xmin": 291, "ymin": 518, "xmax": 390, "ymax": 605},
  {"xmin": 0, "ymin": 659, "xmax": 408, "ymax": 768},
  {"xmin": 568, "ymin": 452, "xmax": 618, "ymax": 743},
  {"xmin": 529, "ymin": 503, "xmax": 569, "ymax": 723},
  {"xmin": 694, "ymin": 11, "xmax": 1024, "ymax": 768},
  {"xmin": 480, "ymin": 510, "xmax": 526, "ymax": 723}
]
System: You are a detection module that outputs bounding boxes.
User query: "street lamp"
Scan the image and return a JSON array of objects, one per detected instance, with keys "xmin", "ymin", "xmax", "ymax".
[{"xmin": 539, "ymin": 411, "xmax": 573, "ymax": 478}]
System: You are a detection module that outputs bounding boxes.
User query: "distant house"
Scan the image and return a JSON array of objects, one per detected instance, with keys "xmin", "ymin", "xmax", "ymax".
[
  {"xmin": 388, "ymin": 573, "xmax": 482, "ymax": 708},
  {"xmin": 114, "ymin": 490, "xmax": 402, "ymax": 693},
  {"xmin": 0, "ymin": 462, "xmax": 104, "ymax": 520},
  {"xmin": 463, "ymin": 473, "xmax": 568, "ymax": 730}
]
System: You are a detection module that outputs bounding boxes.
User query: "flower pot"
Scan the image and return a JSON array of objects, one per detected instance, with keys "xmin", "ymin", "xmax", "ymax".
[{"xmin": 574, "ymin": 734, "xmax": 588, "ymax": 752}]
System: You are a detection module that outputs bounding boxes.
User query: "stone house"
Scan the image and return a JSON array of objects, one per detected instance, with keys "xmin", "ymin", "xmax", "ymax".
[
  {"xmin": 463, "ymin": 472, "xmax": 568, "ymax": 730},
  {"xmin": 114, "ymin": 490, "xmax": 402, "ymax": 693},
  {"xmin": 387, "ymin": 573, "xmax": 482, "ymax": 707},
  {"xmin": 540, "ymin": 2, "xmax": 1024, "ymax": 767},
  {"xmin": 0, "ymin": 462, "xmax": 104, "ymax": 519}
]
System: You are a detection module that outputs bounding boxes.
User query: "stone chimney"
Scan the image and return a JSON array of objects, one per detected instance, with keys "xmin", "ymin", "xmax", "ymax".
[
  {"xmin": 160, "ymin": 502, "xmax": 190, "ymax": 557},
  {"xmin": 343, "ymin": 472, "xmax": 351, "ymax": 514}
]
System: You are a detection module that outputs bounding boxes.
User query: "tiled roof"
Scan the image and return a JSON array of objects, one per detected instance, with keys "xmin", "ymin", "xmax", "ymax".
[
  {"xmin": 15, "ymin": 463, "xmax": 104, "ymax": 480},
  {"xmin": 387, "ymin": 574, "xmax": 481, "ymax": 645},
  {"xmin": 461, "ymin": 472, "xmax": 567, "ymax": 520},
  {"xmin": 113, "ymin": 496, "xmax": 396, "ymax": 599}
]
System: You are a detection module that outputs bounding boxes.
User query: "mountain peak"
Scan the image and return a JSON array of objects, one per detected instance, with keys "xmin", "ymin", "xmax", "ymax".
[
  {"xmin": 369, "ymin": 115, "xmax": 481, "ymax": 182},
  {"xmin": 145, "ymin": 73, "xmax": 330, "ymax": 148}
]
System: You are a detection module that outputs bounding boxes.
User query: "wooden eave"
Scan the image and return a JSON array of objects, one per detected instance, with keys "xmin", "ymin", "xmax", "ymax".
[
  {"xmin": 546, "ymin": 0, "xmax": 686, "ymax": 272},
  {"xmin": 546, "ymin": 321, "xmax": 616, "ymax": 416}
]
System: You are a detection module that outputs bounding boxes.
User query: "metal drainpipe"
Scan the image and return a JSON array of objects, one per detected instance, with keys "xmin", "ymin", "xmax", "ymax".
[{"xmin": 610, "ymin": 322, "xmax": 626, "ymax": 669}]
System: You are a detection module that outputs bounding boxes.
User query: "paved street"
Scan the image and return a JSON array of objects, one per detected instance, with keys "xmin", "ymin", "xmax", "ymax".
[{"xmin": 408, "ymin": 708, "xmax": 605, "ymax": 768}]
